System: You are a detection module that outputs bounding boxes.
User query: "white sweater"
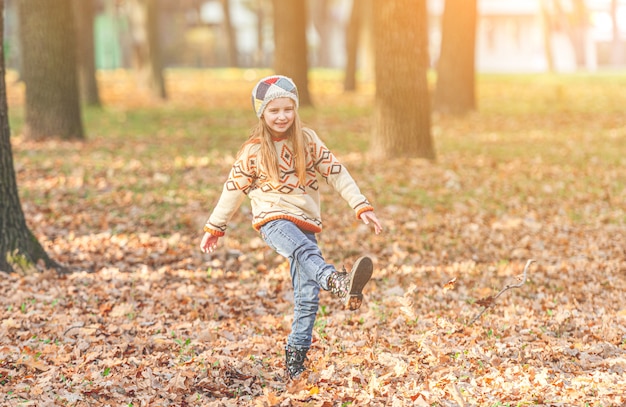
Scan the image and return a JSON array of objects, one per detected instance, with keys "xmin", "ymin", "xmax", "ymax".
[{"xmin": 204, "ymin": 128, "xmax": 373, "ymax": 236}]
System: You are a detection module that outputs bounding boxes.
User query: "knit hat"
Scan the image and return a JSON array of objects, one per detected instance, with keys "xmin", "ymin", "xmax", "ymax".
[{"xmin": 251, "ymin": 75, "xmax": 299, "ymax": 118}]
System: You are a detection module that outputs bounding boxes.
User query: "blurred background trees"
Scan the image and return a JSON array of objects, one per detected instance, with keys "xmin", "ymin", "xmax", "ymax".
[
  {"xmin": 4, "ymin": 0, "xmax": 625, "ymax": 75},
  {"xmin": 3, "ymin": 0, "xmax": 623, "ymax": 136},
  {"xmin": 4, "ymin": 0, "xmax": 625, "ymax": 137},
  {"xmin": 2, "ymin": 0, "xmax": 624, "ymax": 162}
]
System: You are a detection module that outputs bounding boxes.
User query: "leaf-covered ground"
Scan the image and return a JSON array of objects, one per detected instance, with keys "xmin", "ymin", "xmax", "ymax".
[{"xmin": 2, "ymin": 70, "xmax": 626, "ymax": 406}]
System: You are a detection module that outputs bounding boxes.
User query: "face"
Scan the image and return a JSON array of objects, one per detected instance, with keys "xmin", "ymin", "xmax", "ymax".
[{"xmin": 262, "ymin": 97, "xmax": 296, "ymax": 137}]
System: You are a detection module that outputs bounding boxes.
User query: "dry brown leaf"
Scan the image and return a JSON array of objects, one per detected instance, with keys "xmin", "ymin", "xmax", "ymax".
[{"xmin": 442, "ymin": 276, "xmax": 457, "ymax": 292}]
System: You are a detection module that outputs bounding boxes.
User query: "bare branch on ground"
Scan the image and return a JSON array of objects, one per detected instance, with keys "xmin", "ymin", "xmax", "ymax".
[{"xmin": 468, "ymin": 259, "xmax": 536, "ymax": 326}]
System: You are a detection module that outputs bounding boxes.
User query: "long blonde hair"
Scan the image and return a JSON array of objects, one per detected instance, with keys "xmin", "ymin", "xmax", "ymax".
[{"xmin": 239, "ymin": 111, "xmax": 309, "ymax": 185}]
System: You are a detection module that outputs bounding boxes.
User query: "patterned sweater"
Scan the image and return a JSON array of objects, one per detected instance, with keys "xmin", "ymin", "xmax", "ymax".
[{"xmin": 204, "ymin": 128, "xmax": 373, "ymax": 236}]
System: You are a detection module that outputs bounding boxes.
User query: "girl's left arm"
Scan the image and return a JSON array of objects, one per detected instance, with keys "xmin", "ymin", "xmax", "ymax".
[
  {"xmin": 200, "ymin": 232, "xmax": 220, "ymax": 253},
  {"xmin": 307, "ymin": 129, "xmax": 381, "ymax": 232},
  {"xmin": 359, "ymin": 210, "xmax": 383, "ymax": 234}
]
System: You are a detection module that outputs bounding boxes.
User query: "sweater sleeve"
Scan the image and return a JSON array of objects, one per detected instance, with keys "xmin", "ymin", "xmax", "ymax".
[
  {"xmin": 204, "ymin": 143, "xmax": 258, "ymax": 236},
  {"xmin": 306, "ymin": 129, "xmax": 374, "ymax": 218}
]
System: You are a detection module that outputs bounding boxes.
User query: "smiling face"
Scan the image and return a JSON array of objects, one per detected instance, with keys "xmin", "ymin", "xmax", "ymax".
[{"xmin": 262, "ymin": 97, "xmax": 296, "ymax": 137}]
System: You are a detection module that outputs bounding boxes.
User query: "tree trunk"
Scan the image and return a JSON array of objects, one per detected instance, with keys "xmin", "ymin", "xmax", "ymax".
[
  {"xmin": 552, "ymin": 0, "xmax": 586, "ymax": 69},
  {"xmin": 0, "ymin": 0, "xmax": 61, "ymax": 274},
  {"xmin": 360, "ymin": 0, "xmax": 375, "ymax": 83},
  {"xmin": 434, "ymin": 0, "xmax": 477, "ymax": 115},
  {"xmin": 310, "ymin": 0, "xmax": 331, "ymax": 67},
  {"xmin": 17, "ymin": 0, "xmax": 84, "ymax": 140},
  {"xmin": 73, "ymin": 0, "xmax": 102, "ymax": 107},
  {"xmin": 540, "ymin": 0, "xmax": 556, "ymax": 73},
  {"xmin": 221, "ymin": 0, "xmax": 239, "ymax": 67},
  {"xmin": 372, "ymin": 0, "xmax": 434, "ymax": 160},
  {"xmin": 147, "ymin": 0, "xmax": 166, "ymax": 98},
  {"xmin": 344, "ymin": 0, "xmax": 364, "ymax": 91},
  {"xmin": 126, "ymin": 0, "xmax": 167, "ymax": 99},
  {"xmin": 254, "ymin": 0, "xmax": 267, "ymax": 67},
  {"xmin": 570, "ymin": 0, "xmax": 588, "ymax": 69},
  {"xmin": 272, "ymin": 0, "xmax": 312, "ymax": 107},
  {"xmin": 610, "ymin": 0, "xmax": 625, "ymax": 66}
]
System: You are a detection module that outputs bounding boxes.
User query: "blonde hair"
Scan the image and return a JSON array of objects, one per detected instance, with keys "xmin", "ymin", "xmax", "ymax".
[{"xmin": 239, "ymin": 110, "xmax": 309, "ymax": 185}]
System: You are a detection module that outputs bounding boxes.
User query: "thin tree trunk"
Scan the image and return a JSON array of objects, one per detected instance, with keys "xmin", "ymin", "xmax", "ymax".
[
  {"xmin": 255, "ymin": 0, "xmax": 266, "ymax": 66},
  {"xmin": 0, "ymin": 0, "xmax": 61, "ymax": 274},
  {"xmin": 553, "ymin": 0, "xmax": 585, "ymax": 69},
  {"xmin": 570, "ymin": 0, "xmax": 588, "ymax": 68},
  {"xmin": 360, "ymin": 0, "xmax": 374, "ymax": 82},
  {"xmin": 372, "ymin": 0, "xmax": 434, "ymax": 160},
  {"xmin": 73, "ymin": 0, "xmax": 102, "ymax": 106},
  {"xmin": 126, "ymin": 0, "xmax": 167, "ymax": 99},
  {"xmin": 434, "ymin": 0, "xmax": 477, "ymax": 115},
  {"xmin": 610, "ymin": 0, "xmax": 625, "ymax": 65},
  {"xmin": 272, "ymin": 0, "xmax": 312, "ymax": 107},
  {"xmin": 541, "ymin": 0, "xmax": 555, "ymax": 73},
  {"xmin": 311, "ymin": 0, "xmax": 331, "ymax": 67},
  {"xmin": 344, "ymin": 0, "xmax": 363, "ymax": 91},
  {"xmin": 147, "ymin": 0, "xmax": 166, "ymax": 98},
  {"xmin": 221, "ymin": 0, "xmax": 239, "ymax": 67}
]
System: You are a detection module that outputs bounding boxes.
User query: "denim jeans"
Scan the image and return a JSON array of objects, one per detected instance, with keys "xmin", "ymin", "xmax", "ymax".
[{"xmin": 260, "ymin": 219, "xmax": 336, "ymax": 349}]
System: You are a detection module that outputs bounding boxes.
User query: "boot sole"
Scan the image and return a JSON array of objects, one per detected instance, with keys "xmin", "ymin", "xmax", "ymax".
[{"xmin": 346, "ymin": 256, "xmax": 373, "ymax": 310}]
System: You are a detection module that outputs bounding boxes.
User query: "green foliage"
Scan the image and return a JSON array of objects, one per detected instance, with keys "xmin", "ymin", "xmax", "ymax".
[{"xmin": 5, "ymin": 249, "xmax": 36, "ymax": 274}]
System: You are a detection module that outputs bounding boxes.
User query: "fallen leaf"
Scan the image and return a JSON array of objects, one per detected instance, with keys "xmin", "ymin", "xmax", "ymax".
[{"xmin": 443, "ymin": 277, "xmax": 457, "ymax": 292}]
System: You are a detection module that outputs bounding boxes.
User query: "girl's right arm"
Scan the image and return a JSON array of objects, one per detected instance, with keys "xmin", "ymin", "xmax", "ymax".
[{"xmin": 202, "ymin": 143, "xmax": 259, "ymax": 241}]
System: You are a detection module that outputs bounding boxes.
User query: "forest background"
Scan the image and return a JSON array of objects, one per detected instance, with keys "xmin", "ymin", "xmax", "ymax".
[{"xmin": 1, "ymin": 0, "xmax": 626, "ymax": 406}]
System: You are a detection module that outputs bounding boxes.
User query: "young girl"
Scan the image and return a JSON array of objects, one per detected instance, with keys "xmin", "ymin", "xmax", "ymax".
[{"xmin": 200, "ymin": 75, "xmax": 382, "ymax": 379}]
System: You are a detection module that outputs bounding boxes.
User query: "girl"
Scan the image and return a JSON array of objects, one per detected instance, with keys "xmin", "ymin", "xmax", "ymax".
[{"xmin": 200, "ymin": 75, "xmax": 382, "ymax": 379}]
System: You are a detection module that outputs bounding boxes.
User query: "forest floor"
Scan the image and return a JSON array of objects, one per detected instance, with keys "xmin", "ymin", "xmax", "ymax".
[{"xmin": 1, "ymin": 70, "xmax": 625, "ymax": 406}]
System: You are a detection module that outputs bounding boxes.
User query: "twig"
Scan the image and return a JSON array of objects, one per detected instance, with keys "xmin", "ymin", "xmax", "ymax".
[
  {"xmin": 468, "ymin": 259, "xmax": 536, "ymax": 326},
  {"xmin": 450, "ymin": 383, "xmax": 466, "ymax": 407},
  {"xmin": 63, "ymin": 324, "xmax": 101, "ymax": 336}
]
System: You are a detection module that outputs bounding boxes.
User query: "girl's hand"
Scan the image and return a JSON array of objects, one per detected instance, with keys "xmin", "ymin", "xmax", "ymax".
[
  {"xmin": 200, "ymin": 232, "xmax": 220, "ymax": 253},
  {"xmin": 360, "ymin": 211, "xmax": 383, "ymax": 235}
]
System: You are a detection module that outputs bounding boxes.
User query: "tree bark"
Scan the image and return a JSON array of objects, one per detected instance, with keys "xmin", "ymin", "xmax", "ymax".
[
  {"xmin": 552, "ymin": 0, "xmax": 586, "ymax": 69},
  {"xmin": 360, "ymin": 0, "xmax": 375, "ymax": 82},
  {"xmin": 254, "ymin": 0, "xmax": 268, "ymax": 67},
  {"xmin": 126, "ymin": 0, "xmax": 167, "ymax": 99},
  {"xmin": 17, "ymin": 0, "xmax": 84, "ymax": 140},
  {"xmin": 371, "ymin": 0, "xmax": 434, "ymax": 160},
  {"xmin": 570, "ymin": 0, "xmax": 588, "ymax": 69},
  {"xmin": 434, "ymin": 0, "xmax": 477, "ymax": 115},
  {"xmin": 0, "ymin": 0, "xmax": 61, "ymax": 274},
  {"xmin": 610, "ymin": 0, "xmax": 625, "ymax": 65},
  {"xmin": 221, "ymin": 0, "xmax": 239, "ymax": 67},
  {"xmin": 73, "ymin": 0, "xmax": 102, "ymax": 107},
  {"xmin": 272, "ymin": 0, "xmax": 313, "ymax": 107},
  {"xmin": 344, "ymin": 0, "xmax": 364, "ymax": 91},
  {"xmin": 540, "ymin": 0, "xmax": 556, "ymax": 73},
  {"xmin": 310, "ymin": 0, "xmax": 331, "ymax": 67},
  {"xmin": 147, "ymin": 0, "xmax": 167, "ymax": 98}
]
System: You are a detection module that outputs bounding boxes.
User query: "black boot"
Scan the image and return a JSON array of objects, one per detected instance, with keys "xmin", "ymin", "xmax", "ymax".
[
  {"xmin": 285, "ymin": 345, "xmax": 308, "ymax": 379},
  {"xmin": 327, "ymin": 256, "xmax": 373, "ymax": 310}
]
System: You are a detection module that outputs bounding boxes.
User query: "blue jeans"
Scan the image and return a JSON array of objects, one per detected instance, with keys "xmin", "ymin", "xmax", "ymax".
[{"xmin": 260, "ymin": 219, "xmax": 336, "ymax": 349}]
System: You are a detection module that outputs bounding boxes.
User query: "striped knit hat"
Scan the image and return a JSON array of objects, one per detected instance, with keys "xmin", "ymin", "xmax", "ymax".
[{"xmin": 251, "ymin": 75, "xmax": 299, "ymax": 118}]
